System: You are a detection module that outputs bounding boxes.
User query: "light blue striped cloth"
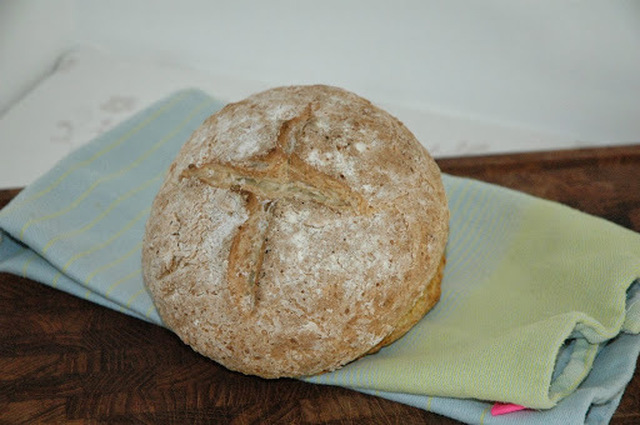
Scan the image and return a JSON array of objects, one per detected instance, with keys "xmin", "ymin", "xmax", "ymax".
[
  {"xmin": 1, "ymin": 89, "xmax": 639, "ymax": 424},
  {"xmin": 0, "ymin": 90, "xmax": 222, "ymax": 323}
]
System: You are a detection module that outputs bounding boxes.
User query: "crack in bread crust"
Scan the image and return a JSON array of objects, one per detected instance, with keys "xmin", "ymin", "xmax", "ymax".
[
  {"xmin": 225, "ymin": 192, "xmax": 272, "ymax": 313},
  {"xmin": 180, "ymin": 105, "xmax": 369, "ymax": 312}
]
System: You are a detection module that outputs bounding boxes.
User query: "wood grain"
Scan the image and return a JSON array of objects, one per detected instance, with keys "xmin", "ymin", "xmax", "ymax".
[{"xmin": 1, "ymin": 144, "xmax": 639, "ymax": 424}]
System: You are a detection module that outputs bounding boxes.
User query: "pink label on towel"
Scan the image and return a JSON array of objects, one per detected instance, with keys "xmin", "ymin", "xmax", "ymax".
[{"xmin": 491, "ymin": 402, "xmax": 527, "ymax": 416}]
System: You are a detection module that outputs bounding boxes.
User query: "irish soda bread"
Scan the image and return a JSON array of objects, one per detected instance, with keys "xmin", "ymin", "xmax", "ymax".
[{"xmin": 142, "ymin": 85, "xmax": 449, "ymax": 378}]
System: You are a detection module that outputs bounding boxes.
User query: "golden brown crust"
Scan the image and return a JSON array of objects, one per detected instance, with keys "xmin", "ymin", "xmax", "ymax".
[
  {"xmin": 366, "ymin": 255, "xmax": 445, "ymax": 355},
  {"xmin": 142, "ymin": 85, "xmax": 449, "ymax": 378}
]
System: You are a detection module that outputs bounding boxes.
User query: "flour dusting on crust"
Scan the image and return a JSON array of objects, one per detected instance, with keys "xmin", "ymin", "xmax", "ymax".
[{"xmin": 142, "ymin": 85, "xmax": 449, "ymax": 378}]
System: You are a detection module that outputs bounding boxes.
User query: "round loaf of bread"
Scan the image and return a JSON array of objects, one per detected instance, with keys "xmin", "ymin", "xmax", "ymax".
[{"xmin": 142, "ymin": 85, "xmax": 449, "ymax": 378}]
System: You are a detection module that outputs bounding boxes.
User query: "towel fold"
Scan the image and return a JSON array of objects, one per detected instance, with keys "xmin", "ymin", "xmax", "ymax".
[{"xmin": 1, "ymin": 89, "xmax": 639, "ymax": 424}]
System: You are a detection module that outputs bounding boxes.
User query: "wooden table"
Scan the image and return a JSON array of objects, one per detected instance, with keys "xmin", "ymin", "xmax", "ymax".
[{"xmin": 2, "ymin": 145, "xmax": 639, "ymax": 424}]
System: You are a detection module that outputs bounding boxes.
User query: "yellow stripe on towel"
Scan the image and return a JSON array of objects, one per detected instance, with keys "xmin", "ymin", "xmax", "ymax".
[
  {"xmin": 52, "ymin": 206, "xmax": 150, "ymax": 288},
  {"xmin": 40, "ymin": 174, "xmax": 163, "ymax": 255}
]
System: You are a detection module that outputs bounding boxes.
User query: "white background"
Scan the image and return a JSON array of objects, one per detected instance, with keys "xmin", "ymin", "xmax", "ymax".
[{"xmin": 1, "ymin": 0, "xmax": 639, "ymax": 186}]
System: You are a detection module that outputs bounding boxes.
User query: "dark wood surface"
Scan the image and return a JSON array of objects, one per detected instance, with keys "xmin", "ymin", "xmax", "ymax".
[{"xmin": 1, "ymin": 144, "xmax": 639, "ymax": 424}]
